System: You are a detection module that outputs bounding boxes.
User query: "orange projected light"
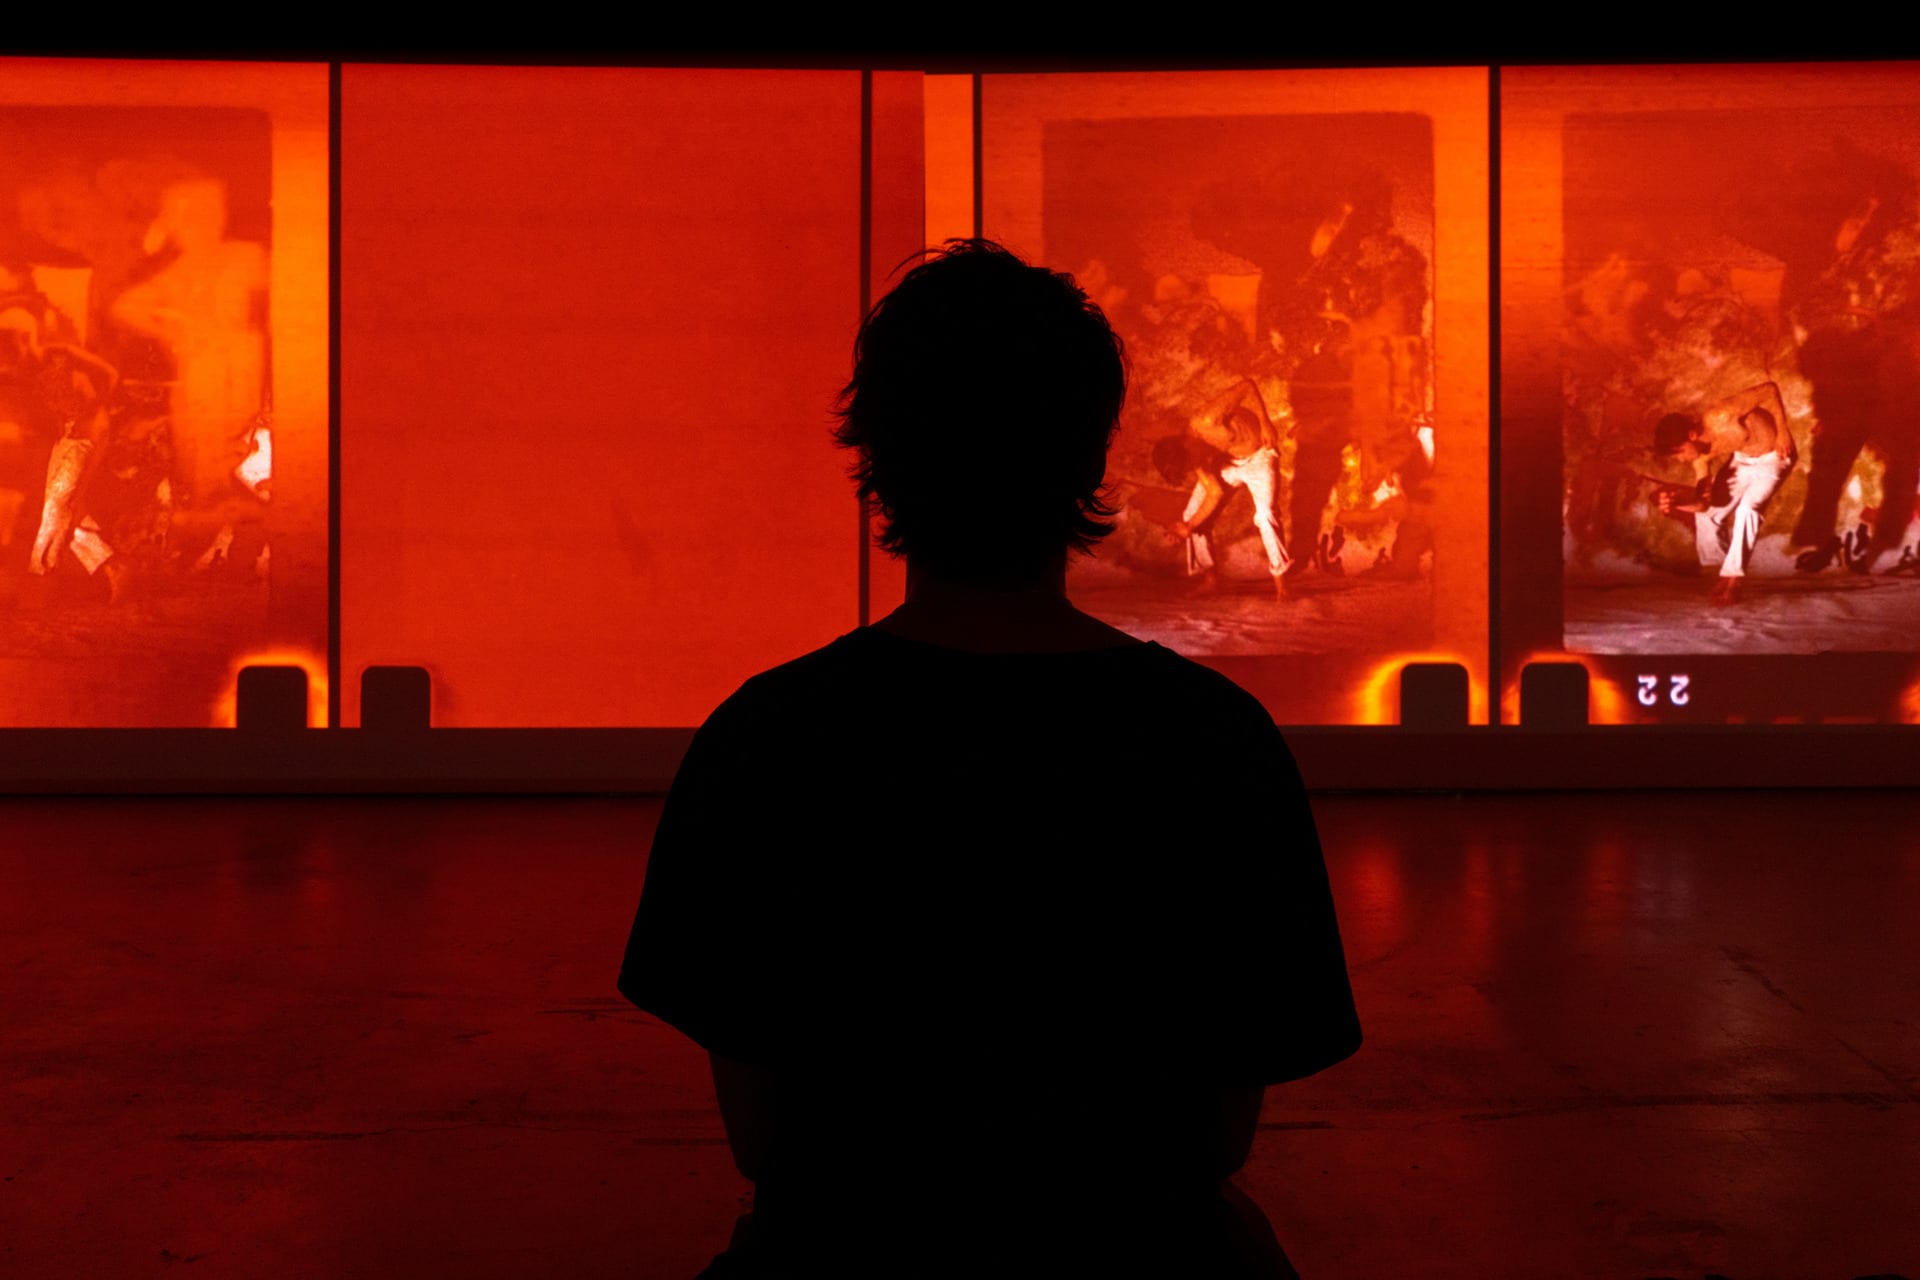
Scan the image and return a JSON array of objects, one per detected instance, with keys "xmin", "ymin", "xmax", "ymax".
[
  {"xmin": 1352, "ymin": 652, "xmax": 1489, "ymax": 726},
  {"xmin": 1898, "ymin": 677, "xmax": 1920, "ymax": 724},
  {"xmin": 978, "ymin": 68, "xmax": 1489, "ymax": 725},
  {"xmin": 211, "ymin": 649, "xmax": 329, "ymax": 728},
  {"xmin": 0, "ymin": 59, "xmax": 328, "ymax": 726}
]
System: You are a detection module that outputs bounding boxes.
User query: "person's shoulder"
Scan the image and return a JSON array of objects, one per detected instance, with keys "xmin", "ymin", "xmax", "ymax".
[
  {"xmin": 700, "ymin": 632, "xmax": 870, "ymax": 726},
  {"xmin": 674, "ymin": 637, "xmax": 869, "ymax": 777},
  {"xmin": 1131, "ymin": 644, "xmax": 1282, "ymax": 734}
]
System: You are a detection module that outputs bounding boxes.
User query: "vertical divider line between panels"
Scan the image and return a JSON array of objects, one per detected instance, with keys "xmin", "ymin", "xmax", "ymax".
[
  {"xmin": 327, "ymin": 62, "xmax": 343, "ymax": 729},
  {"xmin": 971, "ymin": 73, "xmax": 983, "ymax": 238},
  {"xmin": 1488, "ymin": 65, "xmax": 1502, "ymax": 725},
  {"xmin": 858, "ymin": 71, "xmax": 873, "ymax": 628}
]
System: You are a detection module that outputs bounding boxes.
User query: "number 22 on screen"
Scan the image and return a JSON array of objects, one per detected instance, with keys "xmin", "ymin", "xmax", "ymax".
[{"xmin": 1636, "ymin": 674, "xmax": 1691, "ymax": 707}]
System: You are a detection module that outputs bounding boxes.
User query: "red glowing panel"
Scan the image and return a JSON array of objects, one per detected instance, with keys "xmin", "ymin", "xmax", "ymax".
[
  {"xmin": 340, "ymin": 67, "xmax": 869, "ymax": 727},
  {"xmin": 977, "ymin": 69, "xmax": 1489, "ymax": 725},
  {"xmin": 0, "ymin": 59, "xmax": 328, "ymax": 726},
  {"xmin": 1504, "ymin": 63, "xmax": 1920, "ymax": 723}
]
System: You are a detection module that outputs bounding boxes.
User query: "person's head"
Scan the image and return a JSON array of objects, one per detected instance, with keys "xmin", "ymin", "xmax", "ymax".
[
  {"xmin": 1740, "ymin": 405, "xmax": 1777, "ymax": 439},
  {"xmin": 1653, "ymin": 411, "xmax": 1706, "ymax": 459},
  {"xmin": 833, "ymin": 239, "xmax": 1126, "ymax": 582},
  {"xmin": 1151, "ymin": 434, "xmax": 1194, "ymax": 486},
  {"xmin": 142, "ymin": 178, "xmax": 229, "ymax": 257}
]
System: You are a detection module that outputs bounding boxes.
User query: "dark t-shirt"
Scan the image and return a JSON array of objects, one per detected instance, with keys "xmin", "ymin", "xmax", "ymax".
[{"xmin": 619, "ymin": 627, "xmax": 1360, "ymax": 1274}]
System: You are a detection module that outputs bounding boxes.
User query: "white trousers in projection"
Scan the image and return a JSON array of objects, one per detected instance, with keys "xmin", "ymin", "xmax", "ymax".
[
  {"xmin": 1696, "ymin": 451, "xmax": 1794, "ymax": 578},
  {"xmin": 1183, "ymin": 446, "xmax": 1293, "ymax": 577}
]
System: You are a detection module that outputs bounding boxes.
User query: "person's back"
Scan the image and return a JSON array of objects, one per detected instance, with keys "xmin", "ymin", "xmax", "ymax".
[{"xmin": 618, "ymin": 241, "xmax": 1360, "ymax": 1277}]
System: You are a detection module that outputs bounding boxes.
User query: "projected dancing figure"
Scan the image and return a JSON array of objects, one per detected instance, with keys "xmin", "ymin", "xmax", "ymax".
[
  {"xmin": 1278, "ymin": 187, "xmax": 1427, "ymax": 581},
  {"xmin": 1652, "ymin": 380, "xmax": 1797, "ymax": 605},
  {"xmin": 0, "ymin": 303, "xmax": 120, "ymax": 578},
  {"xmin": 1163, "ymin": 378, "xmax": 1291, "ymax": 600}
]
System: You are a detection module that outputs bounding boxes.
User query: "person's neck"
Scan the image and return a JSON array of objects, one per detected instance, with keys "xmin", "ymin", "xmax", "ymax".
[{"xmin": 871, "ymin": 558, "xmax": 1141, "ymax": 654}]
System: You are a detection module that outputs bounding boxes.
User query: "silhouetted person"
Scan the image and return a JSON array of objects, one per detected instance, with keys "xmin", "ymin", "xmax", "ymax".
[{"xmin": 618, "ymin": 240, "xmax": 1361, "ymax": 1279}]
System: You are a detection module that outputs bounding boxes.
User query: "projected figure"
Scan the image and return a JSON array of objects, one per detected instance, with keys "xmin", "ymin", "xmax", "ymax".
[
  {"xmin": 1561, "ymin": 242, "xmax": 1784, "ymax": 575},
  {"xmin": 1, "ymin": 296, "xmax": 177, "ymax": 602},
  {"xmin": 1162, "ymin": 378, "xmax": 1291, "ymax": 600},
  {"xmin": 85, "ymin": 381, "xmax": 177, "ymax": 602},
  {"xmin": 110, "ymin": 177, "xmax": 268, "ymax": 560},
  {"xmin": 0, "ymin": 303, "xmax": 119, "ymax": 577},
  {"xmin": 1333, "ymin": 414, "xmax": 1436, "ymax": 579},
  {"xmin": 1786, "ymin": 165, "xmax": 1920, "ymax": 575},
  {"xmin": 1651, "ymin": 381, "xmax": 1797, "ymax": 605},
  {"xmin": 1273, "ymin": 184, "xmax": 1429, "ymax": 580}
]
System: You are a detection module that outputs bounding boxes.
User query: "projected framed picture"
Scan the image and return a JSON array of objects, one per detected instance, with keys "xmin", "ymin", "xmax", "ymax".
[
  {"xmin": 977, "ymin": 68, "xmax": 1490, "ymax": 725},
  {"xmin": 0, "ymin": 59, "xmax": 329, "ymax": 725},
  {"xmin": 1504, "ymin": 63, "xmax": 1920, "ymax": 723}
]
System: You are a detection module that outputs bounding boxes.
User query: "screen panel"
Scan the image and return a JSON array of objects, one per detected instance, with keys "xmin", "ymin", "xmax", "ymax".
[
  {"xmin": 340, "ymin": 66, "xmax": 866, "ymax": 727},
  {"xmin": 0, "ymin": 59, "xmax": 329, "ymax": 726},
  {"xmin": 979, "ymin": 69, "xmax": 1490, "ymax": 725},
  {"xmin": 1503, "ymin": 63, "xmax": 1920, "ymax": 724}
]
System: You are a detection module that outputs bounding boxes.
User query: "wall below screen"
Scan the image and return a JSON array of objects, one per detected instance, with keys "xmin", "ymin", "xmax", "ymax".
[{"xmin": 0, "ymin": 726, "xmax": 1914, "ymax": 793}]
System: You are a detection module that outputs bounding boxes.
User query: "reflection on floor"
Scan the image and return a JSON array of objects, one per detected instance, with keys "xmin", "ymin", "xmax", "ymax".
[{"xmin": 4, "ymin": 791, "xmax": 1917, "ymax": 1278}]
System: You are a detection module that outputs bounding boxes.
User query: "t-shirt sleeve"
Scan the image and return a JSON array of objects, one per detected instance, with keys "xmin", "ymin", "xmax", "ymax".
[
  {"xmin": 616, "ymin": 691, "xmax": 781, "ymax": 1064},
  {"xmin": 1176, "ymin": 702, "xmax": 1363, "ymax": 1087}
]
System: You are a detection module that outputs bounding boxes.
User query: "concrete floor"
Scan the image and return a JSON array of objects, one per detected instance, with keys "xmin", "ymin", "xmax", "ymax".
[{"xmin": 3, "ymin": 791, "xmax": 1917, "ymax": 1279}]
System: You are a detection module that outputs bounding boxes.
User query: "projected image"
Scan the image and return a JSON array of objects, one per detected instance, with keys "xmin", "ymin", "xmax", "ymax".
[
  {"xmin": 0, "ymin": 103, "xmax": 301, "ymax": 723},
  {"xmin": 1561, "ymin": 106, "xmax": 1920, "ymax": 654},
  {"xmin": 1041, "ymin": 114, "xmax": 1437, "ymax": 657}
]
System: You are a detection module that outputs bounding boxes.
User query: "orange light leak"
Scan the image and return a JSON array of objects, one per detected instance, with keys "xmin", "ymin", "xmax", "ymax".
[
  {"xmin": 211, "ymin": 650, "xmax": 329, "ymax": 728},
  {"xmin": 1499, "ymin": 652, "xmax": 1631, "ymax": 726},
  {"xmin": 1352, "ymin": 653, "xmax": 1489, "ymax": 726},
  {"xmin": 1899, "ymin": 678, "xmax": 1920, "ymax": 725}
]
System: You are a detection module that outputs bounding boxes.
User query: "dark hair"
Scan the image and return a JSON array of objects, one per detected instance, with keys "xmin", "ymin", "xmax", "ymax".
[
  {"xmin": 832, "ymin": 239, "xmax": 1126, "ymax": 579},
  {"xmin": 1653, "ymin": 412, "xmax": 1699, "ymax": 456}
]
